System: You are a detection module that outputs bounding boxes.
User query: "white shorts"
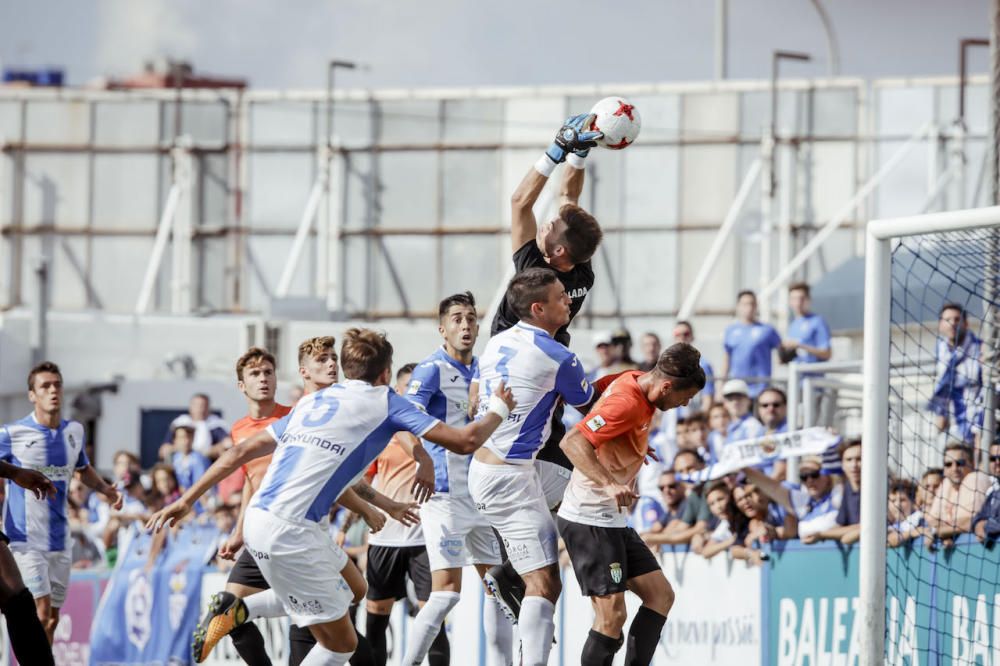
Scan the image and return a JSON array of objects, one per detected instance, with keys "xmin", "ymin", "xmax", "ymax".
[
  {"xmin": 467, "ymin": 460, "xmax": 558, "ymax": 576},
  {"xmin": 243, "ymin": 507, "xmax": 353, "ymax": 627},
  {"xmin": 420, "ymin": 493, "xmax": 501, "ymax": 572},
  {"xmin": 12, "ymin": 548, "xmax": 71, "ymax": 607},
  {"xmin": 535, "ymin": 459, "xmax": 572, "ymax": 511}
]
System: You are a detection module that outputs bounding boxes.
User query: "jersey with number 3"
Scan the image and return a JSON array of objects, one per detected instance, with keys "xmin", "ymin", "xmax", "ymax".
[
  {"xmin": 477, "ymin": 322, "xmax": 593, "ymax": 464},
  {"xmin": 252, "ymin": 379, "xmax": 440, "ymax": 524}
]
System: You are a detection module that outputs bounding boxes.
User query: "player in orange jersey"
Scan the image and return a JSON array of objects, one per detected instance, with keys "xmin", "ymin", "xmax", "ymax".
[{"xmin": 556, "ymin": 343, "xmax": 705, "ymax": 666}]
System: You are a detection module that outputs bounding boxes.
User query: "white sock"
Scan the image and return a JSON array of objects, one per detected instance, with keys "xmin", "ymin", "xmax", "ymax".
[
  {"xmin": 243, "ymin": 589, "xmax": 286, "ymax": 619},
  {"xmin": 299, "ymin": 643, "xmax": 352, "ymax": 665},
  {"xmin": 483, "ymin": 594, "xmax": 514, "ymax": 666},
  {"xmin": 518, "ymin": 596, "xmax": 555, "ymax": 666},
  {"xmin": 401, "ymin": 591, "xmax": 460, "ymax": 665}
]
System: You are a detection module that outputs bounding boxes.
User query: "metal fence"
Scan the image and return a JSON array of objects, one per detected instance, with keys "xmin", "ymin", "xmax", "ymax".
[{"xmin": 0, "ymin": 75, "xmax": 991, "ymax": 321}]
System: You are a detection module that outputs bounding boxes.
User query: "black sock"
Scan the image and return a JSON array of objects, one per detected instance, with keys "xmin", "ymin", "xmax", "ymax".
[
  {"xmin": 365, "ymin": 612, "xmax": 390, "ymax": 666},
  {"xmin": 288, "ymin": 624, "xmax": 315, "ymax": 666},
  {"xmin": 2, "ymin": 588, "xmax": 54, "ymax": 666},
  {"xmin": 428, "ymin": 622, "xmax": 450, "ymax": 666},
  {"xmin": 350, "ymin": 631, "xmax": 376, "ymax": 666},
  {"xmin": 581, "ymin": 629, "xmax": 622, "ymax": 666},
  {"xmin": 500, "ymin": 559, "xmax": 521, "ymax": 587},
  {"xmin": 230, "ymin": 622, "xmax": 272, "ymax": 666},
  {"xmin": 624, "ymin": 607, "xmax": 667, "ymax": 666}
]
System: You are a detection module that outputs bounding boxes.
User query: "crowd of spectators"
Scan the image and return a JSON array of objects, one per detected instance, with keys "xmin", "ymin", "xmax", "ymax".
[
  {"xmin": 59, "ymin": 283, "xmax": 1000, "ymax": 575},
  {"xmin": 600, "ymin": 285, "xmax": 1000, "ymax": 564}
]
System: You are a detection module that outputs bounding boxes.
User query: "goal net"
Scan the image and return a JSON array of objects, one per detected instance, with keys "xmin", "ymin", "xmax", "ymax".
[{"xmin": 860, "ymin": 208, "xmax": 1000, "ymax": 665}]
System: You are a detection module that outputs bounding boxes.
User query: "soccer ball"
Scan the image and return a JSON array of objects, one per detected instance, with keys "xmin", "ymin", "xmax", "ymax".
[{"xmin": 589, "ymin": 97, "xmax": 641, "ymax": 150}]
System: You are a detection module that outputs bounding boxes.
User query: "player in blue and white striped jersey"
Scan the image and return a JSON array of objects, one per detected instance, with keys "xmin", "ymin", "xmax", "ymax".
[
  {"xmin": 148, "ymin": 329, "xmax": 515, "ymax": 666},
  {"xmin": 400, "ymin": 291, "xmax": 514, "ymax": 666},
  {"xmin": 469, "ymin": 268, "xmax": 598, "ymax": 666},
  {"xmin": 0, "ymin": 361, "xmax": 122, "ymax": 644}
]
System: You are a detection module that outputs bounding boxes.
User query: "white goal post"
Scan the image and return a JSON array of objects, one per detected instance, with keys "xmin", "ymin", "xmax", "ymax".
[{"xmin": 859, "ymin": 205, "xmax": 1000, "ymax": 665}]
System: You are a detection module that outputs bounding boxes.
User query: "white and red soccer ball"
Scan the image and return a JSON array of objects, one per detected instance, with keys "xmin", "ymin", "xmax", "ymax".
[{"xmin": 589, "ymin": 96, "xmax": 641, "ymax": 150}]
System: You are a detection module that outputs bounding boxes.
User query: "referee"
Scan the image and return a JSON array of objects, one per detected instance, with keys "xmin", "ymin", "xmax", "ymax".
[{"xmin": 485, "ymin": 112, "xmax": 605, "ymax": 619}]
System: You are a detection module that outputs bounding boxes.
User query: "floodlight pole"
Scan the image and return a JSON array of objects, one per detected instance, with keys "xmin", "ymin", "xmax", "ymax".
[{"xmin": 761, "ymin": 51, "xmax": 811, "ymax": 323}]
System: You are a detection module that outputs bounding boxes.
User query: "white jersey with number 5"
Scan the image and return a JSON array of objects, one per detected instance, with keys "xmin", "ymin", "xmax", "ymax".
[
  {"xmin": 252, "ymin": 380, "xmax": 440, "ymax": 524},
  {"xmin": 477, "ymin": 322, "xmax": 593, "ymax": 464}
]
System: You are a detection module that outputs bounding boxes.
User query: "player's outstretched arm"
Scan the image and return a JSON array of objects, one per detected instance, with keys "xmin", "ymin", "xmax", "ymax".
[
  {"xmin": 146, "ymin": 430, "xmax": 277, "ymax": 532},
  {"xmin": 560, "ymin": 155, "xmax": 586, "ymax": 206},
  {"xmin": 0, "ymin": 461, "xmax": 56, "ymax": 500},
  {"xmin": 511, "ymin": 114, "xmax": 602, "ymax": 251},
  {"xmin": 338, "ymin": 487, "xmax": 387, "ymax": 533},
  {"xmin": 561, "ymin": 429, "xmax": 637, "ymax": 511},
  {"xmin": 351, "ymin": 480, "xmax": 419, "ymax": 527},
  {"xmin": 78, "ymin": 465, "xmax": 123, "ymax": 510},
  {"xmin": 391, "ymin": 431, "xmax": 435, "ymax": 503},
  {"xmin": 421, "ymin": 381, "xmax": 516, "ymax": 454}
]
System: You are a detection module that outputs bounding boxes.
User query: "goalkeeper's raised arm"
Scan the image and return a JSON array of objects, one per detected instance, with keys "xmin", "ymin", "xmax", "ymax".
[{"xmin": 509, "ymin": 113, "xmax": 603, "ymax": 256}]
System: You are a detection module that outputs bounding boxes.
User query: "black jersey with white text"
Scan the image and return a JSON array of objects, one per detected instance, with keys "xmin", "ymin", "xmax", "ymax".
[{"xmin": 490, "ymin": 240, "xmax": 594, "ymax": 347}]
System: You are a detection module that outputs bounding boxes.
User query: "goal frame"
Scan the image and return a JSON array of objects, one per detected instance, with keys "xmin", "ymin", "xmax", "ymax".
[{"xmin": 860, "ymin": 205, "xmax": 1000, "ymax": 664}]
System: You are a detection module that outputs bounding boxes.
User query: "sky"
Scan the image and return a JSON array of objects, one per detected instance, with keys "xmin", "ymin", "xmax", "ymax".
[{"xmin": 0, "ymin": 1, "xmax": 994, "ymax": 90}]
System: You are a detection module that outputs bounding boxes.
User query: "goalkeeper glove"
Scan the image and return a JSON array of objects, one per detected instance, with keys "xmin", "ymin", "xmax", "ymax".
[{"xmin": 544, "ymin": 113, "xmax": 603, "ymax": 164}]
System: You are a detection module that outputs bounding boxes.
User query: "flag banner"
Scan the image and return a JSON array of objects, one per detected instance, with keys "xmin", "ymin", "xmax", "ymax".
[
  {"xmin": 677, "ymin": 427, "xmax": 842, "ymax": 483},
  {"xmin": 90, "ymin": 523, "xmax": 219, "ymax": 666}
]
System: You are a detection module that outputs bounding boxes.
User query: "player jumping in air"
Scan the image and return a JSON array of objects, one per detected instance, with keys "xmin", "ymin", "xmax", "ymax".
[
  {"xmin": 485, "ymin": 112, "xmax": 605, "ymax": 621},
  {"xmin": 149, "ymin": 329, "xmax": 515, "ymax": 666},
  {"xmin": 558, "ymin": 343, "xmax": 705, "ymax": 666}
]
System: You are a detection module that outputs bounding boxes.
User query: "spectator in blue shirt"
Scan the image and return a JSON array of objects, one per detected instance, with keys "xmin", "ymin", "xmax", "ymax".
[
  {"xmin": 757, "ymin": 386, "xmax": 789, "ymax": 480},
  {"xmin": 635, "ymin": 471, "xmax": 688, "ymax": 540},
  {"xmin": 722, "ymin": 291, "xmax": 782, "ymax": 398},
  {"xmin": 722, "ymin": 379, "xmax": 766, "ymax": 445},
  {"xmin": 673, "ymin": 320, "xmax": 715, "ymax": 414},
  {"xmin": 805, "ymin": 439, "xmax": 862, "ymax": 544},
  {"xmin": 169, "ymin": 425, "xmax": 211, "ymax": 492},
  {"xmin": 928, "ymin": 304, "xmax": 981, "ymax": 443},
  {"xmin": 782, "ymin": 282, "xmax": 832, "ymax": 370}
]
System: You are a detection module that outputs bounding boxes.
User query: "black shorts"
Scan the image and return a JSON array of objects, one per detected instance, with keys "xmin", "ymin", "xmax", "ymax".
[
  {"xmin": 365, "ymin": 545, "xmax": 432, "ymax": 602},
  {"xmin": 227, "ymin": 549, "xmax": 270, "ymax": 589},
  {"xmin": 557, "ymin": 516, "xmax": 661, "ymax": 597},
  {"xmin": 0, "ymin": 529, "xmax": 8, "ymax": 545}
]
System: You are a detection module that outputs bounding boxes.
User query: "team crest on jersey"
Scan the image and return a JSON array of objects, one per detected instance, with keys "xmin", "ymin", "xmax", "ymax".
[
  {"xmin": 610, "ymin": 562, "xmax": 623, "ymax": 584},
  {"xmin": 407, "ymin": 381, "xmax": 422, "ymax": 395},
  {"xmin": 586, "ymin": 415, "xmax": 607, "ymax": 432}
]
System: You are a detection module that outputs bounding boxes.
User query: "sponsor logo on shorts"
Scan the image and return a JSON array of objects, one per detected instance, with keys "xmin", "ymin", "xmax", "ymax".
[
  {"xmin": 610, "ymin": 562, "xmax": 623, "ymax": 584},
  {"xmin": 248, "ymin": 546, "xmax": 270, "ymax": 561},
  {"xmin": 440, "ymin": 536, "xmax": 463, "ymax": 557},
  {"xmin": 287, "ymin": 595, "xmax": 324, "ymax": 615},
  {"xmin": 506, "ymin": 541, "xmax": 531, "ymax": 563},
  {"xmin": 475, "ymin": 502, "xmax": 487, "ymax": 511},
  {"xmin": 586, "ymin": 415, "xmax": 607, "ymax": 432}
]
